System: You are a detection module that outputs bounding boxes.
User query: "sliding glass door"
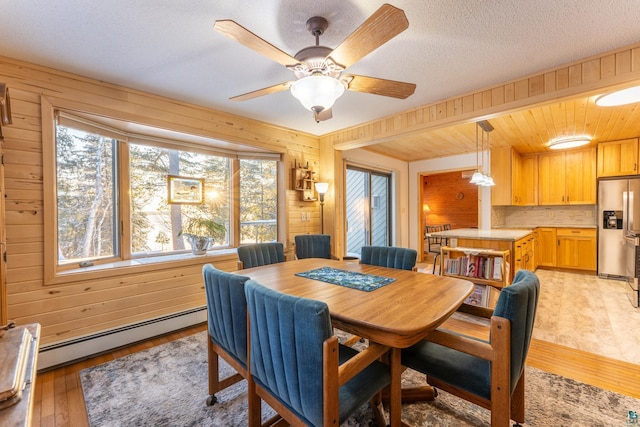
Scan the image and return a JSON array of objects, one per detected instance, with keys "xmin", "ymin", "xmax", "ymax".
[{"xmin": 345, "ymin": 166, "xmax": 391, "ymax": 257}]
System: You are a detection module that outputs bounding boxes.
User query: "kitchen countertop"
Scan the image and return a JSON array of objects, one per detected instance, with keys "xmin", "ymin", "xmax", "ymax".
[{"xmin": 428, "ymin": 228, "xmax": 534, "ymax": 241}]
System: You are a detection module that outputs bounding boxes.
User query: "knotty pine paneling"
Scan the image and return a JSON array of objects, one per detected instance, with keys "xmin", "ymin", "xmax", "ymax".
[
  {"xmin": 423, "ymin": 171, "xmax": 479, "ymax": 230},
  {"xmin": 0, "ymin": 56, "xmax": 320, "ymax": 346},
  {"xmin": 323, "ymin": 43, "xmax": 640, "ymax": 162}
]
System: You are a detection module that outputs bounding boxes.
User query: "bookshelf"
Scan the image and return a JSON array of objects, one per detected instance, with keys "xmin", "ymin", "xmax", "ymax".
[{"xmin": 440, "ymin": 246, "xmax": 511, "ymax": 308}]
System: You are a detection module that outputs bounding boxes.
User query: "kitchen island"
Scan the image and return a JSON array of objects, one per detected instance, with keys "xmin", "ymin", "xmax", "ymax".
[{"xmin": 428, "ymin": 228, "xmax": 535, "ymax": 283}]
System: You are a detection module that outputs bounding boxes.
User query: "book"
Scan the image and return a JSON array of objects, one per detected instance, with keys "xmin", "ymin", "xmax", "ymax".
[
  {"xmin": 492, "ymin": 257, "xmax": 503, "ymax": 280},
  {"xmin": 465, "ymin": 284, "xmax": 489, "ymax": 306}
]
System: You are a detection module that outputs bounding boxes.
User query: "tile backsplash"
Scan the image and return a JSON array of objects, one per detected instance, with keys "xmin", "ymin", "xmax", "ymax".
[{"xmin": 492, "ymin": 205, "xmax": 597, "ymax": 228}]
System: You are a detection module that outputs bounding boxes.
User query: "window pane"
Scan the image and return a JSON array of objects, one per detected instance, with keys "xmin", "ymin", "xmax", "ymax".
[
  {"xmin": 56, "ymin": 125, "xmax": 117, "ymax": 264},
  {"xmin": 129, "ymin": 144, "xmax": 230, "ymax": 255},
  {"xmin": 239, "ymin": 159, "xmax": 277, "ymax": 243}
]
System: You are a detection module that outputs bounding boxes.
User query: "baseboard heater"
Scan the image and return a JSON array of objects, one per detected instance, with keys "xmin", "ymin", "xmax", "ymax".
[{"xmin": 37, "ymin": 306, "xmax": 207, "ymax": 371}]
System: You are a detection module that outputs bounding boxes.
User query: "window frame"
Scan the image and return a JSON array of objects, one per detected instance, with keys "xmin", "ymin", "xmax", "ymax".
[{"xmin": 42, "ymin": 98, "xmax": 286, "ymax": 285}]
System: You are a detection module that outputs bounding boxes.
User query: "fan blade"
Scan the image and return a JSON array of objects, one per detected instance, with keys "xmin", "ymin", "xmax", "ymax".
[
  {"xmin": 344, "ymin": 74, "xmax": 416, "ymax": 99},
  {"xmin": 327, "ymin": 4, "xmax": 409, "ymax": 69},
  {"xmin": 314, "ymin": 108, "xmax": 333, "ymax": 122},
  {"xmin": 214, "ymin": 20, "xmax": 299, "ymax": 67},
  {"xmin": 229, "ymin": 82, "xmax": 293, "ymax": 102}
]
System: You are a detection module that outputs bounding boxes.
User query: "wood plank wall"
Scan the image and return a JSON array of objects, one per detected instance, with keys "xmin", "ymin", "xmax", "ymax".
[
  {"xmin": 0, "ymin": 56, "xmax": 320, "ymax": 345},
  {"xmin": 321, "ymin": 43, "xmax": 640, "ymax": 150},
  {"xmin": 423, "ymin": 172, "xmax": 479, "ymax": 230}
]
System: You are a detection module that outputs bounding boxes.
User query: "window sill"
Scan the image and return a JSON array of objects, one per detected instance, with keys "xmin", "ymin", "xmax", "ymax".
[{"xmin": 45, "ymin": 249, "xmax": 239, "ymax": 286}]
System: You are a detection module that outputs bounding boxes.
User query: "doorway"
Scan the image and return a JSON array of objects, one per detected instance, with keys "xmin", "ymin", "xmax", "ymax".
[
  {"xmin": 421, "ymin": 170, "xmax": 478, "ymax": 259},
  {"xmin": 345, "ymin": 166, "xmax": 391, "ymax": 257}
]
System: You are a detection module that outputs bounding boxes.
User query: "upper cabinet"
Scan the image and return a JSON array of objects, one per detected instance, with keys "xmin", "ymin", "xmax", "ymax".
[
  {"xmin": 491, "ymin": 147, "xmax": 537, "ymax": 206},
  {"xmin": 597, "ymin": 138, "xmax": 639, "ymax": 177},
  {"xmin": 539, "ymin": 147, "xmax": 596, "ymax": 205}
]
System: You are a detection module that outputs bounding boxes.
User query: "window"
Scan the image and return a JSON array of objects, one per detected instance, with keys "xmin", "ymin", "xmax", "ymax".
[
  {"xmin": 50, "ymin": 109, "xmax": 281, "ymax": 276},
  {"xmin": 129, "ymin": 143, "xmax": 231, "ymax": 254},
  {"xmin": 239, "ymin": 159, "xmax": 277, "ymax": 243},
  {"xmin": 56, "ymin": 126, "xmax": 118, "ymax": 265}
]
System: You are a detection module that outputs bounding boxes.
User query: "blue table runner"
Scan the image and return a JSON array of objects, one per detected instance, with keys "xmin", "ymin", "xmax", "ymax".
[{"xmin": 295, "ymin": 266, "xmax": 396, "ymax": 292}]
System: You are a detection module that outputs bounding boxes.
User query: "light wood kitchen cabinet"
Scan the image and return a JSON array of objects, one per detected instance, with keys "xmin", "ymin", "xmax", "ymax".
[
  {"xmin": 556, "ymin": 227, "xmax": 596, "ymax": 271},
  {"xmin": 519, "ymin": 155, "xmax": 538, "ymax": 206},
  {"xmin": 597, "ymin": 138, "xmax": 639, "ymax": 177},
  {"xmin": 513, "ymin": 233, "xmax": 536, "ymax": 273},
  {"xmin": 539, "ymin": 147, "xmax": 596, "ymax": 205},
  {"xmin": 536, "ymin": 227, "xmax": 557, "ymax": 267},
  {"xmin": 491, "ymin": 147, "xmax": 537, "ymax": 206}
]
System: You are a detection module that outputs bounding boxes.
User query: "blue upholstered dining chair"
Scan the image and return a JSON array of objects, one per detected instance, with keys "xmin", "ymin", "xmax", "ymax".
[
  {"xmin": 359, "ymin": 245, "xmax": 418, "ymax": 271},
  {"xmin": 294, "ymin": 234, "xmax": 331, "ymax": 259},
  {"xmin": 201, "ymin": 264, "xmax": 251, "ymax": 406},
  {"xmin": 401, "ymin": 270, "xmax": 540, "ymax": 427},
  {"xmin": 244, "ymin": 280, "xmax": 391, "ymax": 427},
  {"xmin": 236, "ymin": 242, "xmax": 285, "ymax": 269}
]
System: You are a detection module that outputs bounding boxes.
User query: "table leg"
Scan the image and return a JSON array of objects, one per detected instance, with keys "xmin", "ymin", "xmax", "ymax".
[{"xmin": 389, "ymin": 348, "xmax": 402, "ymax": 427}]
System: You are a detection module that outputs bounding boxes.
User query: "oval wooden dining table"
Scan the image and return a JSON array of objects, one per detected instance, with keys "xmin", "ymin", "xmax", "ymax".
[{"xmin": 237, "ymin": 258, "xmax": 474, "ymax": 427}]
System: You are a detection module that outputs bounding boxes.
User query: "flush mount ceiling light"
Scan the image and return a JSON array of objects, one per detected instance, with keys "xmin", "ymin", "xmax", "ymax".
[
  {"xmin": 548, "ymin": 135, "xmax": 591, "ymax": 150},
  {"xmin": 595, "ymin": 85, "xmax": 640, "ymax": 107}
]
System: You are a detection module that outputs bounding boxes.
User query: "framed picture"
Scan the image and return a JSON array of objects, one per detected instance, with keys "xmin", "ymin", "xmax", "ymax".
[{"xmin": 167, "ymin": 175, "xmax": 204, "ymax": 205}]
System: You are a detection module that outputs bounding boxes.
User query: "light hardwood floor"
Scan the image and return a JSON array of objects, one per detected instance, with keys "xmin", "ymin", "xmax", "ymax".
[{"xmin": 32, "ymin": 269, "xmax": 640, "ymax": 426}]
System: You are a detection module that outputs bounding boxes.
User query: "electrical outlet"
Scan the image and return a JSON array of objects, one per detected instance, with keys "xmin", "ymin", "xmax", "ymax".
[{"xmin": 301, "ymin": 212, "xmax": 305, "ymax": 222}]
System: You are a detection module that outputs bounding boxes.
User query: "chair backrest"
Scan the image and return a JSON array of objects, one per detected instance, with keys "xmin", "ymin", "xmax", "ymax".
[
  {"xmin": 202, "ymin": 264, "xmax": 250, "ymax": 366},
  {"xmin": 245, "ymin": 280, "xmax": 333, "ymax": 426},
  {"xmin": 294, "ymin": 234, "xmax": 331, "ymax": 259},
  {"xmin": 426, "ymin": 225, "xmax": 444, "ymax": 248},
  {"xmin": 360, "ymin": 245, "xmax": 417, "ymax": 271},
  {"xmin": 237, "ymin": 242, "xmax": 285, "ymax": 269},
  {"xmin": 493, "ymin": 269, "xmax": 540, "ymax": 393}
]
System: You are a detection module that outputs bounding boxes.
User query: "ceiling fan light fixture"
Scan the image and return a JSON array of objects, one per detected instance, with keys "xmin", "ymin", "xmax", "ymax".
[
  {"xmin": 548, "ymin": 135, "xmax": 591, "ymax": 150},
  {"xmin": 290, "ymin": 75, "xmax": 345, "ymax": 113},
  {"xmin": 595, "ymin": 85, "xmax": 640, "ymax": 107}
]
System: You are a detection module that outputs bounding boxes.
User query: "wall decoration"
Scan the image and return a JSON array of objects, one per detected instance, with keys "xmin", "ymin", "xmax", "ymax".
[{"xmin": 167, "ymin": 175, "xmax": 204, "ymax": 205}]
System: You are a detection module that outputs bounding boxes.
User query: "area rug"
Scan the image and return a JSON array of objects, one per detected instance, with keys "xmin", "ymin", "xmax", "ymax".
[{"xmin": 80, "ymin": 332, "xmax": 640, "ymax": 426}]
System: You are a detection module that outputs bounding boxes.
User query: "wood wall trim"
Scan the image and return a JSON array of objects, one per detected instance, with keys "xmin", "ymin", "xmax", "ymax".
[{"xmin": 321, "ymin": 43, "xmax": 640, "ymax": 150}]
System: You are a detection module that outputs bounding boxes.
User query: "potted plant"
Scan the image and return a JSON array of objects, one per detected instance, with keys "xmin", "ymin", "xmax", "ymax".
[{"xmin": 179, "ymin": 217, "xmax": 226, "ymax": 255}]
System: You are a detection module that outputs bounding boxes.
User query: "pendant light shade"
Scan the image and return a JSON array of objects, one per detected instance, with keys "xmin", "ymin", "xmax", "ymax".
[
  {"xmin": 469, "ymin": 120, "xmax": 495, "ymax": 187},
  {"xmin": 291, "ymin": 75, "xmax": 345, "ymax": 113}
]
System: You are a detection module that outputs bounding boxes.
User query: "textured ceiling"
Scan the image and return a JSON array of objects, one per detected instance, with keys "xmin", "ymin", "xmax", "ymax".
[{"xmin": 1, "ymin": 1, "xmax": 640, "ymax": 156}]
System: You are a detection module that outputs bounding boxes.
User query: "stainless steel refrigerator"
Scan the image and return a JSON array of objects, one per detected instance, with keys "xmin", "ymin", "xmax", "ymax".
[
  {"xmin": 598, "ymin": 177, "xmax": 640, "ymax": 307},
  {"xmin": 597, "ymin": 177, "xmax": 640, "ymax": 277}
]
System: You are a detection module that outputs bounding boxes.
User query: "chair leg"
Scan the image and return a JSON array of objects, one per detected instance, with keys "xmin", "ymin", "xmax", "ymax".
[
  {"xmin": 207, "ymin": 338, "xmax": 218, "ymax": 406},
  {"xmin": 511, "ymin": 372, "xmax": 526, "ymax": 423},
  {"xmin": 370, "ymin": 392, "xmax": 387, "ymax": 427},
  {"xmin": 432, "ymin": 253, "xmax": 440, "ymax": 274},
  {"xmin": 247, "ymin": 376, "xmax": 262, "ymax": 427}
]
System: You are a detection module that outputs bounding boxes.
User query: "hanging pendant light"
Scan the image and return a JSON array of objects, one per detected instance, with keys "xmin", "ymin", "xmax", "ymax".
[
  {"xmin": 469, "ymin": 123, "xmax": 484, "ymax": 184},
  {"xmin": 469, "ymin": 120, "xmax": 495, "ymax": 186}
]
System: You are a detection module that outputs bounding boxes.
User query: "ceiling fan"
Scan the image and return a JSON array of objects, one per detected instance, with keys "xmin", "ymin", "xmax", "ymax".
[{"xmin": 214, "ymin": 3, "xmax": 416, "ymax": 122}]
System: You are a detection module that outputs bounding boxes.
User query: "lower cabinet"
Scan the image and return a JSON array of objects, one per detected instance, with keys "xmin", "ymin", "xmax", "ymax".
[
  {"xmin": 556, "ymin": 228, "xmax": 597, "ymax": 271},
  {"xmin": 535, "ymin": 227, "xmax": 596, "ymax": 271},
  {"xmin": 536, "ymin": 228, "xmax": 557, "ymax": 267}
]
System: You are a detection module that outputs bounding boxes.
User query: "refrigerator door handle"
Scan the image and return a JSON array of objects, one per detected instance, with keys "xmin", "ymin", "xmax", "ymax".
[
  {"xmin": 624, "ymin": 191, "xmax": 630, "ymax": 234},
  {"xmin": 630, "ymin": 191, "xmax": 635, "ymax": 233}
]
